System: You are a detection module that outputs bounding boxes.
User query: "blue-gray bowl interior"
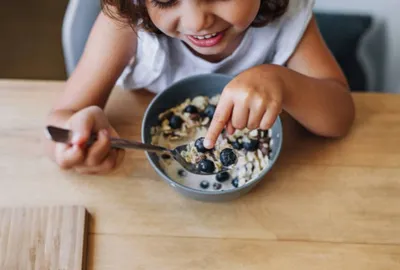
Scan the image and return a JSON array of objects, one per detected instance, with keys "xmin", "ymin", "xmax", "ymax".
[{"xmin": 141, "ymin": 73, "xmax": 283, "ymax": 196}]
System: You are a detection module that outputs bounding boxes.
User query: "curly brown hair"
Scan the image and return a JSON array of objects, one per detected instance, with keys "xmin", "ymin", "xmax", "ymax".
[{"xmin": 101, "ymin": 0, "xmax": 290, "ymax": 33}]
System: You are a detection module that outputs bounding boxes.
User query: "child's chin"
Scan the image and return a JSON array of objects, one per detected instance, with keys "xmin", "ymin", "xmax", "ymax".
[{"xmin": 190, "ymin": 45, "xmax": 227, "ymax": 57}]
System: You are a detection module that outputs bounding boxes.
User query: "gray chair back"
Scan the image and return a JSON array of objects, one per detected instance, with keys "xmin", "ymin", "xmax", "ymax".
[{"xmin": 62, "ymin": 0, "xmax": 101, "ymax": 76}]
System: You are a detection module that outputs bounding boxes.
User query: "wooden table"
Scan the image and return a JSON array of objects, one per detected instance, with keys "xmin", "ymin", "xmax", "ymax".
[{"xmin": 1, "ymin": 79, "xmax": 400, "ymax": 269}]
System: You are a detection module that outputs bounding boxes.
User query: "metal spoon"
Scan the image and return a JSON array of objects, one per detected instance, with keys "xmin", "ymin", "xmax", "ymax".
[{"xmin": 45, "ymin": 125, "xmax": 235, "ymax": 175}]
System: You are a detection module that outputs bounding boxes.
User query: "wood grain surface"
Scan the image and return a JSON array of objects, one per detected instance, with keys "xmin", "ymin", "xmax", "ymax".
[
  {"xmin": 0, "ymin": 206, "xmax": 88, "ymax": 270},
  {"xmin": 0, "ymin": 79, "xmax": 399, "ymax": 269}
]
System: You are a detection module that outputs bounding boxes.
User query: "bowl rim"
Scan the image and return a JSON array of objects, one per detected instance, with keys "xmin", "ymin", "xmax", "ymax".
[{"xmin": 141, "ymin": 73, "xmax": 283, "ymax": 196}]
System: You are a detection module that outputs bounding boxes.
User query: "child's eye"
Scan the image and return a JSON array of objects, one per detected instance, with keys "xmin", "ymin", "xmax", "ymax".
[{"xmin": 151, "ymin": 0, "xmax": 179, "ymax": 9}]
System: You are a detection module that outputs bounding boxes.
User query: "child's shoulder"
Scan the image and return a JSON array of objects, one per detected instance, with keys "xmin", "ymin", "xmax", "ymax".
[
  {"xmin": 262, "ymin": 0, "xmax": 316, "ymax": 65},
  {"xmin": 259, "ymin": 0, "xmax": 316, "ymax": 31}
]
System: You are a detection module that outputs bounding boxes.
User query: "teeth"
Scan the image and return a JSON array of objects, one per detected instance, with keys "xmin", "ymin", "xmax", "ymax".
[{"xmin": 193, "ymin": 33, "xmax": 218, "ymax": 40}]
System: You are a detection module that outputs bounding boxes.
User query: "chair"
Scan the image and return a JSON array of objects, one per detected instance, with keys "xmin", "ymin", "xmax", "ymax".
[
  {"xmin": 62, "ymin": 0, "xmax": 100, "ymax": 76},
  {"xmin": 315, "ymin": 12, "xmax": 387, "ymax": 91}
]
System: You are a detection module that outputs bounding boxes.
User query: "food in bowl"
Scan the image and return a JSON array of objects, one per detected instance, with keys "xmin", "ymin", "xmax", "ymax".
[
  {"xmin": 180, "ymin": 137, "xmax": 238, "ymax": 173},
  {"xmin": 150, "ymin": 95, "xmax": 273, "ymax": 191}
]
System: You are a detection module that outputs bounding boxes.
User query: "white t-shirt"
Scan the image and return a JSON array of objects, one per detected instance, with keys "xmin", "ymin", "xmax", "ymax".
[{"xmin": 116, "ymin": 0, "xmax": 315, "ymax": 93}]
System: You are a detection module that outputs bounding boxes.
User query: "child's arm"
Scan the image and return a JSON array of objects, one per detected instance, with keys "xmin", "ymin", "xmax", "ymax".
[
  {"xmin": 45, "ymin": 8, "xmax": 137, "ymax": 173},
  {"xmin": 275, "ymin": 16, "xmax": 355, "ymax": 137},
  {"xmin": 204, "ymin": 16, "xmax": 355, "ymax": 148}
]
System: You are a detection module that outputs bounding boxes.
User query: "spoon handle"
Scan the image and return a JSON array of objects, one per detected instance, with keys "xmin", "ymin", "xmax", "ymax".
[
  {"xmin": 82, "ymin": 131, "xmax": 168, "ymax": 152},
  {"xmin": 108, "ymin": 137, "xmax": 167, "ymax": 152},
  {"xmin": 46, "ymin": 125, "xmax": 168, "ymax": 153}
]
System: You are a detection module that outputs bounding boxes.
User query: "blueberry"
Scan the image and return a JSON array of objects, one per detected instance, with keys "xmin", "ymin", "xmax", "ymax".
[
  {"xmin": 231, "ymin": 139, "xmax": 243, "ymax": 150},
  {"xmin": 220, "ymin": 148, "xmax": 238, "ymax": 167},
  {"xmin": 178, "ymin": 169, "xmax": 187, "ymax": 177},
  {"xmin": 184, "ymin": 105, "xmax": 198, "ymax": 114},
  {"xmin": 199, "ymin": 111, "xmax": 208, "ymax": 119},
  {"xmin": 195, "ymin": 137, "xmax": 212, "ymax": 153},
  {"xmin": 204, "ymin": 104, "xmax": 216, "ymax": 119},
  {"xmin": 198, "ymin": 159, "xmax": 216, "ymax": 173},
  {"xmin": 243, "ymin": 139, "xmax": 259, "ymax": 151},
  {"xmin": 231, "ymin": 178, "xmax": 239, "ymax": 188},
  {"xmin": 161, "ymin": 154, "xmax": 171, "ymax": 159},
  {"xmin": 213, "ymin": 182, "xmax": 222, "ymax": 190},
  {"xmin": 200, "ymin": 180, "xmax": 210, "ymax": 189},
  {"xmin": 169, "ymin": 115, "xmax": 183, "ymax": 129},
  {"xmin": 216, "ymin": 171, "xmax": 230, "ymax": 182}
]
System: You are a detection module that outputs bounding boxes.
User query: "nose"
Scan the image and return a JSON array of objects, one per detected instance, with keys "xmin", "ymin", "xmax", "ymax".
[{"xmin": 180, "ymin": 2, "xmax": 213, "ymax": 34}]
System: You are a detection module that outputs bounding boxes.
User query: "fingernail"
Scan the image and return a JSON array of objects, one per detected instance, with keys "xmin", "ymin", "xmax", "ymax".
[{"xmin": 203, "ymin": 139, "xmax": 212, "ymax": 149}]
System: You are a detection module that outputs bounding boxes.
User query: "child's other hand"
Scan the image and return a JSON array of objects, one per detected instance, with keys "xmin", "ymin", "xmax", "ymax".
[
  {"xmin": 204, "ymin": 66, "xmax": 283, "ymax": 149},
  {"xmin": 54, "ymin": 106, "xmax": 125, "ymax": 174}
]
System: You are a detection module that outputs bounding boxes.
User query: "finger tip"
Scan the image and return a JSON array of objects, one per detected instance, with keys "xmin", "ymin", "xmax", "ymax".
[
  {"xmin": 203, "ymin": 139, "xmax": 214, "ymax": 149},
  {"xmin": 100, "ymin": 129, "xmax": 109, "ymax": 136}
]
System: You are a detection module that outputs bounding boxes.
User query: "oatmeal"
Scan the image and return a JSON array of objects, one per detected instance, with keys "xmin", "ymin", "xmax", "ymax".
[
  {"xmin": 151, "ymin": 95, "xmax": 273, "ymax": 191},
  {"xmin": 180, "ymin": 137, "xmax": 238, "ymax": 174}
]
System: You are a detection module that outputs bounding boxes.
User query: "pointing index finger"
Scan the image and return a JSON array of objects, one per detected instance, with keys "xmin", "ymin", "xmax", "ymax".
[{"xmin": 204, "ymin": 98, "xmax": 233, "ymax": 149}]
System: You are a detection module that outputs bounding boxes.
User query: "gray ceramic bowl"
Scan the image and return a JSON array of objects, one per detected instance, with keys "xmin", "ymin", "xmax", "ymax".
[{"xmin": 141, "ymin": 73, "xmax": 283, "ymax": 202}]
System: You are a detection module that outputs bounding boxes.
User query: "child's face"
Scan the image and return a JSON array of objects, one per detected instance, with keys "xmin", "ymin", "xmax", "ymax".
[{"xmin": 146, "ymin": 0, "xmax": 261, "ymax": 61}]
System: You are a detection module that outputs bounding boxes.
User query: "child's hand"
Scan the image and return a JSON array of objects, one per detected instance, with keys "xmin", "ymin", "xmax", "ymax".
[
  {"xmin": 54, "ymin": 106, "xmax": 125, "ymax": 174},
  {"xmin": 204, "ymin": 66, "xmax": 283, "ymax": 148}
]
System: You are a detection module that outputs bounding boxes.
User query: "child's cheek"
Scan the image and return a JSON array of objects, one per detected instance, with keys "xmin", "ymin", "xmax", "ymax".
[
  {"xmin": 147, "ymin": 9, "xmax": 178, "ymax": 37},
  {"xmin": 223, "ymin": 0, "xmax": 260, "ymax": 30}
]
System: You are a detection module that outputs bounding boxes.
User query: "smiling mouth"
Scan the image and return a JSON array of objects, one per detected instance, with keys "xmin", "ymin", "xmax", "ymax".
[
  {"xmin": 186, "ymin": 31, "xmax": 225, "ymax": 48},
  {"xmin": 191, "ymin": 33, "xmax": 218, "ymax": 40}
]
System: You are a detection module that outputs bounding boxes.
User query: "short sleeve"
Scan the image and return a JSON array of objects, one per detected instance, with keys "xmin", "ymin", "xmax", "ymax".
[
  {"xmin": 272, "ymin": 0, "xmax": 316, "ymax": 65},
  {"xmin": 116, "ymin": 30, "xmax": 167, "ymax": 90}
]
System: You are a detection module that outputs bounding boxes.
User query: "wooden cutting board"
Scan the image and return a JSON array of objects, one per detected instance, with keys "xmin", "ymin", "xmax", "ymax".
[{"xmin": 0, "ymin": 206, "xmax": 88, "ymax": 270}]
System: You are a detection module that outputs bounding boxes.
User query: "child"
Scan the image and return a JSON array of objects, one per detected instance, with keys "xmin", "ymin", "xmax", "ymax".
[{"xmin": 45, "ymin": 0, "xmax": 355, "ymax": 175}]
